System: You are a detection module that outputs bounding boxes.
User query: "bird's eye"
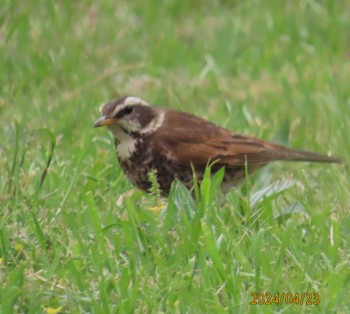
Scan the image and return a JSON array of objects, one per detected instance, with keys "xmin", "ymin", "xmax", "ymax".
[
  {"xmin": 116, "ymin": 106, "xmax": 133, "ymax": 118},
  {"xmin": 123, "ymin": 107, "xmax": 133, "ymax": 115}
]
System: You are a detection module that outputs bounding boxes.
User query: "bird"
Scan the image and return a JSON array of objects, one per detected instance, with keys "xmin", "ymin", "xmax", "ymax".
[{"xmin": 94, "ymin": 96, "xmax": 342, "ymax": 197}]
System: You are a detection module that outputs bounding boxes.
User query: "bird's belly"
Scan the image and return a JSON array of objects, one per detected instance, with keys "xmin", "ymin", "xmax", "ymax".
[
  {"xmin": 119, "ymin": 155, "xmax": 250, "ymax": 196},
  {"xmin": 119, "ymin": 158, "xmax": 153, "ymax": 192},
  {"xmin": 119, "ymin": 154, "xmax": 180, "ymax": 195},
  {"xmin": 117, "ymin": 139, "xmax": 262, "ymax": 196}
]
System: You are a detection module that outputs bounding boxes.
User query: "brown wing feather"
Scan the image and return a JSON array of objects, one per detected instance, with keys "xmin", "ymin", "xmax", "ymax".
[{"xmin": 151, "ymin": 109, "xmax": 342, "ymax": 167}]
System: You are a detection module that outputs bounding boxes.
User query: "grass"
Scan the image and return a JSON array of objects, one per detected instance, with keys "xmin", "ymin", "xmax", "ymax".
[{"xmin": 1, "ymin": 0, "xmax": 350, "ymax": 313}]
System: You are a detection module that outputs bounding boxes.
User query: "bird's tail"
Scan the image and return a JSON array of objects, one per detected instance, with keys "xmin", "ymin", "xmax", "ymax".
[{"xmin": 268, "ymin": 144, "xmax": 343, "ymax": 164}]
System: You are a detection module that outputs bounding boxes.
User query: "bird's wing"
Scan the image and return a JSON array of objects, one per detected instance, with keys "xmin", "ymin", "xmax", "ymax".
[{"xmin": 151, "ymin": 109, "xmax": 341, "ymax": 167}]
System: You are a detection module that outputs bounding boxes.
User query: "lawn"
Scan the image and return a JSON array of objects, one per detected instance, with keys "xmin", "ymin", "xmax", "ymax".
[{"xmin": 1, "ymin": 0, "xmax": 350, "ymax": 313}]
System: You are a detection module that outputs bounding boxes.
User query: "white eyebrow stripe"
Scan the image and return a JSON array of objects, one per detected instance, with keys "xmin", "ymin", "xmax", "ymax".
[
  {"xmin": 112, "ymin": 97, "xmax": 149, "ymax": 116},
  {"xmin": 123, "ymin": 96, "xmax": 149, "ymax": 107},
  {"xmin": 112, "ymin": 104, "xmax": 127, "ymax": 116}
]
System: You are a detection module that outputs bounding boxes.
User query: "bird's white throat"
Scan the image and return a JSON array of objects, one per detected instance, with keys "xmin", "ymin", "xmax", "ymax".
[{"xmin": 109, "ymin": 125, "xmax": 138, "ymax": 159}]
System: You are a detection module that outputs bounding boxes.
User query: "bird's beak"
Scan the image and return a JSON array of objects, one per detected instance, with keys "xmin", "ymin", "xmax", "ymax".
[{"xmin": 94, "ymin": 116, "xmax": 117, "ymax": 128}]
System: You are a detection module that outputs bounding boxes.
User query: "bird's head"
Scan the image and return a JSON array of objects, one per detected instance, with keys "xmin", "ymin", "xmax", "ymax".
[{"xmin": 94, "ymin": 96, "xmax": 163, "ymax": 136}]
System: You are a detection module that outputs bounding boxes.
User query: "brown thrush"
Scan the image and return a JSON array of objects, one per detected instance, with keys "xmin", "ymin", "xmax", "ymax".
[{"xmin": 94, "ymin": 96, "xmax": 341, "ymax": 197}]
